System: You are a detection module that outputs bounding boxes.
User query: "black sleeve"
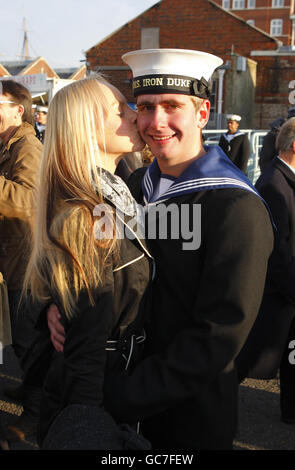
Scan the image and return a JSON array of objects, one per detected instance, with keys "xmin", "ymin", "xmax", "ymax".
[
  {"xmin": 259, "ymin": 182, "xmax": 295, "ymax": 303},
  {"xmin": 104, "ymin": 193, "xmax": 274, "ymax": 422},
  {"xmin": 60, "ymin": 291, "xmax": 113, "ymax": 408},
  {"xmin": 259, "ymin": 133, "xmax": 277, "ymax": 171}
]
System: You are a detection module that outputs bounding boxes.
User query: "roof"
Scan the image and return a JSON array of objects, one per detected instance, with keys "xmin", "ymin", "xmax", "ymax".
[
  {"xmin": 54, "ymin": 65, "xmax": 86, "ymax": 79},
  {"xmin": 19, "ymin": 57, "xmax": 59, "ymax": 77},
  {"xmin": 0, "ymin": 63, "xmax": 10, "ymax": 76},
  {"xmin": 84, "ymin": 1, "xmax": 161, "ymax": 53},
  {"xmin": 54, "ymin": 68, "xmax": 77, "ymax": 79},
  {"xmin": 1, "ymin": 59, "xmax": 33, "ymax": 76},
  {"xmin": 1, "ymin": 56, "xmax": 59, "ymax": 78},
  {"xmin": 208, "ymin": 0, "xmax": 282, "ymax": 47}
]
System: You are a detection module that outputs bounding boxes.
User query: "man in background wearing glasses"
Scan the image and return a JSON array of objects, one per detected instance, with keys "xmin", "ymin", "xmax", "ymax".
[{"xmin": 0, "ymin": 80, "xmax": 42, "ymax": 439}]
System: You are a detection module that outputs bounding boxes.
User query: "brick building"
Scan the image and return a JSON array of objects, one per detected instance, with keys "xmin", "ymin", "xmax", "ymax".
[
  {"xmin": 251, "ymin": 48, "xmax": 295, "ymax": 127},
  {"xmin": 85, "ymin": 0, "xmax": 293, "ymax": 129},
  {"xmin": 214, "ymin": 0, "xmax": 295, "ymax": 47}
]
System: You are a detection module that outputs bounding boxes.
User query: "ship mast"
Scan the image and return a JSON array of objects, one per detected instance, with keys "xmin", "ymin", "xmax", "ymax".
[{"xmin": 21, "ymin": 17, "xmax": 30, "ymax": 60}]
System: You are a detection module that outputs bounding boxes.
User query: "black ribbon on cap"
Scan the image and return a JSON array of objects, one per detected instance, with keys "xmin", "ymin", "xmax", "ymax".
[
  {"xmin": 192, "ymin": 77, "xmax": 212, "ymax": 99},
  {"xmin": 132, "ymin": 74, "xmax": 211, "ymax": 98}
]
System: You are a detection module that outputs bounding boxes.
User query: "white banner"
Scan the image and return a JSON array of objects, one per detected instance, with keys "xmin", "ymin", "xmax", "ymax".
[{"xmin": 0, "ymin": 73, "xmax": 47, "ymax": 92}]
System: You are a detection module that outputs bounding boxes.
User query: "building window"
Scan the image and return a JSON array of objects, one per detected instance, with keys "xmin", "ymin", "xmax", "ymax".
[
  {"xmin": 270, "ymin": 18, "xmax": 283, "ymax": 35},
  {"xmin": 222, "ymin": 0, "xmax": 230, "ymax": 9},
  {"xmin": 247, "ymin": 0, "xmax": 255, "ymax": 8},
  {"xmin": 141, "ymin": 28, "xmax": 159, "ymax": 49},
  {"xmin": 272, "ymin": 0, "xmax": 284, "ymax": 7},
  {"xmin": 232, "ymin": 0, "xmax": 245, "ymax": 8},
  {"xmin": 247, "ymin": 19, "xmax": 255, "ymax": 26}
]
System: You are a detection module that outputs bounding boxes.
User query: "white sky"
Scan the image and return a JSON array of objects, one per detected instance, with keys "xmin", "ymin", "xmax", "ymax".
[{"xmin": 0, "ymin": 0, "xmax": 157, "ymax": 68}]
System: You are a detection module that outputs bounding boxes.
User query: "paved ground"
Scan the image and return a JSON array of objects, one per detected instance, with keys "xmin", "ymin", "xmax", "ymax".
[
  {"xmin": 234, "ymin": 377, "xmax": 295, "ymax": 450},
  {"xmin": 1, "ymin": 345, "xmax": 295, "ymax": 453}
]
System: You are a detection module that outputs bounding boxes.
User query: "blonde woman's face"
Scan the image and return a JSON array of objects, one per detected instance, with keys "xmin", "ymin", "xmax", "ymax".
[{"xmin": 100, "ymin": 84, "xmax": 145, "ymax": 158}]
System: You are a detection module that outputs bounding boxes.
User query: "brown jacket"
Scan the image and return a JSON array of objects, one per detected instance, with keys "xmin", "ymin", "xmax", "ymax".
[{"xmin": 0, "ymin": 122, "xmax": 42, "ymax": 290}]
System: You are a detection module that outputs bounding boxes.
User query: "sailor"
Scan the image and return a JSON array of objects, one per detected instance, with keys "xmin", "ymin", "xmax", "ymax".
[
  {"xmin": 34, "ymin": 105, "xmax": 47, "ymax": 143},
  {"xmin": 259, "ymin": 107, "xmax": 295, "ymax": 173},
  {"xmin": 218, "ymin": 114, "xmax": 250, "ymax": 174},
  {"xmin": 100, "ymin": 48, "xmax": 274, "ymax": 450},
  {"xmin": 48, "ymin": 49, "xmax": 274, "ymax": 450}
]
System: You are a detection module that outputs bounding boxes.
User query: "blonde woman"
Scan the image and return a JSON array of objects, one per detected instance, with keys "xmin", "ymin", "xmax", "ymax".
[{"xmin": 7, "ymin": 77, "xmax": 153, "ymax": 449}]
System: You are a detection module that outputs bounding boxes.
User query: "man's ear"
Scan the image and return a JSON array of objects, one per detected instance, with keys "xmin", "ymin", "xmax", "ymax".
[
  {"xmin": 16, "ymin": 104, "xmax": 24, "ymax": 120},
  {"xmin": 197, "ymin": 99, "xmax": 210, "ymax": 129}
]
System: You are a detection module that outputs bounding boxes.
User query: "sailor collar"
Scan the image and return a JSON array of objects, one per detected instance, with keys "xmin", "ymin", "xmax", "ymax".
[
  {"xmin": 223, "ymin": 130, "xmax": 245, "ymax": 142},
  {"xmin": 142, "ymin": 146, "xmax": 261, "ymax": 205}
]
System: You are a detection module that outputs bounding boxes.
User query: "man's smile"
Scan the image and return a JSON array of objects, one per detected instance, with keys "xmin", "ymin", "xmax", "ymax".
[{"xmin": 149, "ymin": 134, "xmax": 176, "ymax": 142}]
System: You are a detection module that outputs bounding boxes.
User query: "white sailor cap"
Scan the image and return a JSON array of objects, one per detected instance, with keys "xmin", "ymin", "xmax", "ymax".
[
  {"xmin": 226, "ymin": 114, "xmax": 241, "ymax": 122},
  {"xmin": 36, "ymin": 105, "xmax": 48, "ymax": 113},
  {"xmin": 122, "ymin": 48, "xmax": 223, "ymax": 98}
]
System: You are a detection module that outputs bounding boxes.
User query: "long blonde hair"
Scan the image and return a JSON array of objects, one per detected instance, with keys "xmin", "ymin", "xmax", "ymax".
[{"xmin": 24, "ymin": 76, "xmax": 119, "ymax": 318}]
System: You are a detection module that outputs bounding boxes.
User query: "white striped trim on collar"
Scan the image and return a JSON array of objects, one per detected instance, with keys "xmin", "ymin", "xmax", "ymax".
[
  {"xmin": 143, "ymin": 176, "xmax": 257, "ymax": 204},
  {"xmin": 144, "ymin": 170, "xmax": 153, "ymax": 199},
  {"xmin": 163, "ymin": 177, "xmax": 256, "ymax": 196}
]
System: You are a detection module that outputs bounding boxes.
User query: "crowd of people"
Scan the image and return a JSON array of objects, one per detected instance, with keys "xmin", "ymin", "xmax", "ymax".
[{"xmin": 0, "ymin": 47, "xmax": 293, "ymax": 452}]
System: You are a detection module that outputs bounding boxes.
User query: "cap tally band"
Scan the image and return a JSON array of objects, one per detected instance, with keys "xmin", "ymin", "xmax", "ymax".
[{"xmin": 132, "ymin": 74, "xmax": 211, "ymax": 98}]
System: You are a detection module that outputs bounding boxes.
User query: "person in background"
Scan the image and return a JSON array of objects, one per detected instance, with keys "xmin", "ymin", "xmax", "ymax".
[
  {"xmin": 32, "ymin": 104, "xmax": 37, "ymax": 118},
  {"xmin": 34, "ymin": 105, "xmax": 47, "ymax": 144},
  {"xmin": 0, "ymin": 80, "xmax": 42, "ymax": 425},
  {"xmin": 259, "ymin": 107, "xmax": 295, "ymax": 173},
  {"xmin": 218, "ymin": 114, "xmax": 250, "ymax": 174},
  {"xmin": 236, "ymin": 117, "xmax": 295, "ymax": 424},
  {"xmin": 259, "ymin": 117, "xmax": 285, "ymax": 173}
]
